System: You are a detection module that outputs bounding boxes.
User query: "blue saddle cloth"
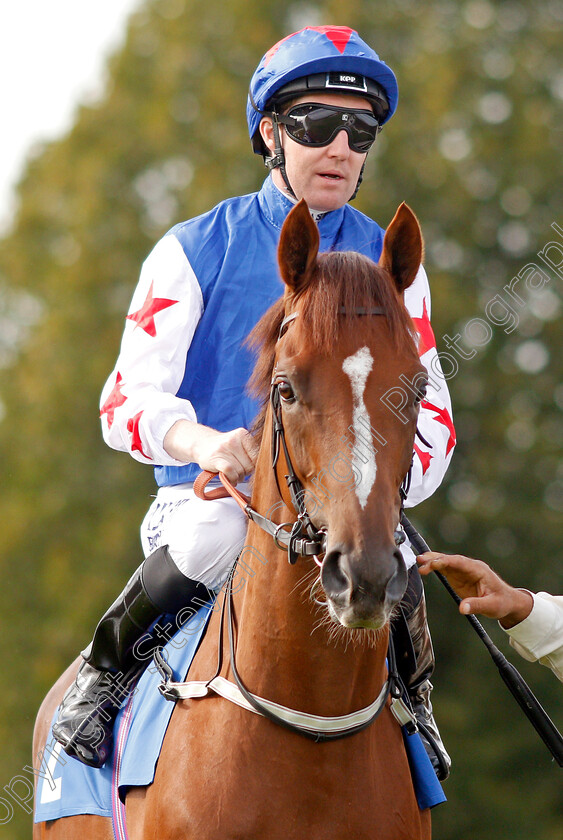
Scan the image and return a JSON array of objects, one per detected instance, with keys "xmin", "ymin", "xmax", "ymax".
[
  {"xmin": 34, "ymin": 604, "xmax": 445, "ymax": 824},
  {"xmin": 34, "ymin": 605, "xmax": 213, "ymax": 823}
]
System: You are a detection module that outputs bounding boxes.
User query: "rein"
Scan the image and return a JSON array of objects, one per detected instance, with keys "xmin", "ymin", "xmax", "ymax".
[
  {"xmin": 194, "ymin": 469, "xmax": 326, "ymax": 565},
  {"xmin": 402, "ymin": 515, "xmax": 563, "ymax": 767}
]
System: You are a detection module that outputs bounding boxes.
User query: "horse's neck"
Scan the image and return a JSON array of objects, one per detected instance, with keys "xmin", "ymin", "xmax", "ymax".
[{"xmin": 230, "ymin": 472, "xmax": 388, "ymax": 717}]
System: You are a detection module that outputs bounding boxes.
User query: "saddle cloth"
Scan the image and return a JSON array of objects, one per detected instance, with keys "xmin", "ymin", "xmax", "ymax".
[
  {"xmin": 34, "ymin": 603, "xmax": 444, "ymax": 824},
  {"xmin": 34, "ymin": 604, "xmax": 213, "ymax": 823}
]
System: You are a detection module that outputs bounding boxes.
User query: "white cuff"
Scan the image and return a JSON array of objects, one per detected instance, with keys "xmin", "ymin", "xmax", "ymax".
[{"xmin": 505, "ymin": 592, "xmax": 563, "ymax": 661}]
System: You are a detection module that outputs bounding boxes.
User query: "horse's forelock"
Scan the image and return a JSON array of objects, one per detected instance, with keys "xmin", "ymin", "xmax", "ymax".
[{"xmin": 302, "ymin": 251, "xmax": 414, "ymax": 354}]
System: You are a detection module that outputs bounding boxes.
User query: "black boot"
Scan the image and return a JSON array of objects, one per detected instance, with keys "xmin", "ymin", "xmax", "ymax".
[
  {"xmin": 52, "ymin": 546, "xmax": 212, "ymax": 768},
  {"xmin": 392, "ymin": 566, "xmax": 451, "ymax": 781}
]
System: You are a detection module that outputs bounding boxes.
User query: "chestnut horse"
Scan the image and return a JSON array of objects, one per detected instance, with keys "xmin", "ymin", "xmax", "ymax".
[{"xmin": 34, "ymin": 200, "xmax": 432, "ymax": 839}]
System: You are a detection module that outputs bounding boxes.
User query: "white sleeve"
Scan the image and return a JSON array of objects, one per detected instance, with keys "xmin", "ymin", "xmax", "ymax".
[
  {"xmin": 403, "ymin": 265, "xmax": 456, "ymax": 507},
  {"xmin": 505, "ymin": 592, "xmax": 563, "ymax": 683},
  {"xmin": 99, "ymin": 234, "xmax": 203, "ymax": 465}
]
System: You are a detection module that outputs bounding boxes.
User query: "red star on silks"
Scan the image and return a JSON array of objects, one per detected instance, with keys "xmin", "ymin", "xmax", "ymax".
[
  {"xmin": 412, "ymin": 298, "xmax": 436, "ymax": 357},
  {"xmin": 421, "ymin": 400, "xmax": 456, "ymax": 456},
  {"xmin": 264, "ymin": 26, "xmax": 354, "ymax": 65},
  {"xmin": 413, "ymin": 443, "xmax": 433, "ymax": 475},
  {"xmin": 127, "ymin": 411, "xmax": 152, "ymax": 460},
  {"xmin": 100, "ymin": 372, "xmax": 127, "ymax": 429},
  {"xmin": 126, "ymin": 282, "xmax": 178, "ymax": 337}
]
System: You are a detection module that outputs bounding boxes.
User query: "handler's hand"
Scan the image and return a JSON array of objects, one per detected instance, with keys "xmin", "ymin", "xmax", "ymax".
[
  {"xmin": 164, "ymin": 420, "xmax": 258, "ymax": 485},
  {"xmin": 416, "ymin": 551, "xmax": 533, "ymax": 629}
]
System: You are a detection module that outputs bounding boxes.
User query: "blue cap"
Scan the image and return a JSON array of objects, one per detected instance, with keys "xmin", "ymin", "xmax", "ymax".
[{"xmin": 248, "ymin": 26, "xmax": 399, "ymax": 153}]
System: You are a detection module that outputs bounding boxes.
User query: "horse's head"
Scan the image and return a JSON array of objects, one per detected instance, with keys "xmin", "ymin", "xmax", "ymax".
[{"xmin": 250, "ymin": 200, "xmax": 427, "ymax": 631}]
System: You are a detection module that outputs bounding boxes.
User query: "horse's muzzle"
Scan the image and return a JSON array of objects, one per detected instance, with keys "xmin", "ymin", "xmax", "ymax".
[{"xmin": 320, "ymin": 545, "xmax": 407, "ymax": 629}]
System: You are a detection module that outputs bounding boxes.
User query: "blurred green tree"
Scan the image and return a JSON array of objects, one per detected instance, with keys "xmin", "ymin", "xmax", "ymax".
[{"xmin": 0, "ymin": 1, "xmax": 560, "ymax": 837}]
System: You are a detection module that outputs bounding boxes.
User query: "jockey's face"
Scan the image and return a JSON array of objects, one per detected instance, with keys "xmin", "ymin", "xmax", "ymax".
[{"xmin": 260, "ymin": 92, "xmax": 373, "ymax": 213}]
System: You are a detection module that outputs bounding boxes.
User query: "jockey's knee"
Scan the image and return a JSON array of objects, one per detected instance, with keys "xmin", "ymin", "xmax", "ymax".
[{"xmin": 162, "ymin": 500, "xmax": 248, "ymax": 589}]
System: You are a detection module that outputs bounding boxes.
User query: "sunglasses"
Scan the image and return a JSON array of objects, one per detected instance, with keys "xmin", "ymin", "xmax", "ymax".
[{"xmin": 277, "ymin": 103, "xmax": 381, "ymax": 153}]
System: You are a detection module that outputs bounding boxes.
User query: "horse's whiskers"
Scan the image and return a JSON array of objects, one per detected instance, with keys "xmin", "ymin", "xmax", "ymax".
[
  {"xmin": 290, "ymin": 566, "xmax": 320, "ymax": 600},
  {"xmin": 329, "ymin": 622, "xmax": 383, "ymax": 651},
  {"xmin": 309, "ymin": 575, "xmax": 325, "ymax": 605},
  {"xmin": 309, "ymin": 590, "xmax": 384, "ymax": 651}
]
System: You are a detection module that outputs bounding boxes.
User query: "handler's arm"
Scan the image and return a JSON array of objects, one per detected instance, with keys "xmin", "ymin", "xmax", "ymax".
[
  {"xmin": 417, "ymin": 552, "xmax": 563, "ymax": 683},
  {"xmin": 416, "ymin": 551, "xmax": 533, "ymax": 625}
]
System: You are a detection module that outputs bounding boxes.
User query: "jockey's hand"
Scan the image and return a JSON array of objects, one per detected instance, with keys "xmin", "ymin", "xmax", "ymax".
[
  {"xmin": 417, "ymin": 551, "xmax": 534, "ymax": 629},
  {"xmin": 164, "ymin": 420, "xmax": 258, "ymax": 486}
]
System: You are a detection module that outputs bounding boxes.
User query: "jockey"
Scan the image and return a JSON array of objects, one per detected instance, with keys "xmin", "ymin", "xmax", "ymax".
[{"xmin": 53, "ymin": 26, "xmax": 455, "ymax": 779}]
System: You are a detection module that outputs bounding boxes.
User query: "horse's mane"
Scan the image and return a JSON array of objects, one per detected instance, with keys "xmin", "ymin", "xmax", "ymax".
[{"xmin": 247, "ymin": 250, "xmax": 418, "ymax": 443}]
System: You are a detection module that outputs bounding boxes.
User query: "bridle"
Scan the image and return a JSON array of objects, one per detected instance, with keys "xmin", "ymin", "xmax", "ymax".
[
  {"xmin": 158, "ymin": 305, "xmax": 419, "ymax": 741},
  {"xmin": 195, "ymin": 305, "xmax": 411, "ymax": 564}
]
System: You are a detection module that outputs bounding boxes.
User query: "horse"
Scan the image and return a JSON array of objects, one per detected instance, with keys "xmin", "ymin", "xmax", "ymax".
[{"xmin": 33, "ymin": 198, "xmax": 433, "ymax": 839}]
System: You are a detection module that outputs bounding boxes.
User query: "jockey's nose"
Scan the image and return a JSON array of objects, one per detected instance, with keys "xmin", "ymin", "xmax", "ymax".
[{"xmin": 327, "ymin": 129, "xmax": 351, "ymax": 158}]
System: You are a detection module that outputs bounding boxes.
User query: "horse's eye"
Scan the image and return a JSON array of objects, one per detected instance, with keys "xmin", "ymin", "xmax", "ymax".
[
  {"xmin": 277, "ymin": 380, "xmax": 296, "ymax": 403},
  {"xmin": 414, "ymin": 378, "xmax": 428, "ymax": 405}
]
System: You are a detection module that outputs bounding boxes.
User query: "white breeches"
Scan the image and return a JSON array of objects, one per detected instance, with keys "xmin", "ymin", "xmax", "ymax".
[{"xmin": 140, "ymin": 482, "xmax": 251, "ymax": 590}]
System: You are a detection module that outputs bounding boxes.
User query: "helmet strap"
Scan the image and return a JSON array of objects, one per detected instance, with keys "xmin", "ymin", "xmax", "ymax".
[
  {"xmin": 350, "ymin": 160, "xmax": 366, "ymax": 201},
  {"xmin": 264, "ymin": 111, "xmax": 297, "ymax": 200}
]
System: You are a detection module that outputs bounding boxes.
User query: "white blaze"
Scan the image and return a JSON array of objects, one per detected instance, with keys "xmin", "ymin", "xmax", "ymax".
[{"xmin": 342, "ymin": 347, "xmax": 376, "ymax": 509}]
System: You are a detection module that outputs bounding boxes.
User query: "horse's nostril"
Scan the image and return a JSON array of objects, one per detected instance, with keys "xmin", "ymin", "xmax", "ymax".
[{"xmin": 321, "ymin": 550, "xmax": 351, "ymax": 601}]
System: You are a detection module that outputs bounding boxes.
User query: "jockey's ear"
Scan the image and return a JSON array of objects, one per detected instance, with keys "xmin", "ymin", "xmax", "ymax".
[
  {"xmin": 278, "ymin": 199, "xmax": 319, "ymax": 295},
  {"xmin": 379, "ymin": 203, "xmax": 424, "ymax": 295}
]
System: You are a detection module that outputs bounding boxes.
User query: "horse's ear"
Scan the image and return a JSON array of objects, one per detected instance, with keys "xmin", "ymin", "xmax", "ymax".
[
  {"xmin": 379, "ymin": 203, "xmax": 424, "ymax": 295},
  {"xmin": 278, "ymin": 199, "xmax": 320, "ymax": 294}
]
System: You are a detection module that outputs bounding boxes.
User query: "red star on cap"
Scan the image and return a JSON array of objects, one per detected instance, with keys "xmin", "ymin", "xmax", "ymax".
[
  {"xmin": 314, "ymin": 25, "xmax": 354, "ymax": 53},
  {"xmin": 127, "ymin": 411, "xmax": 152, "ymax": 460},
  {"xmin": 100, "ymin": 372, "xmax": 127, "ymax": 429},
  {"xmin": 264, "ymin": 26, "xmax": 354, "ymax": 66},
  {"xmin": 413, "ymin": 443, "xmax": 433, "ymax": 475},
  {"xmin": 421, "ymin": 400, "xmax": 456, "ymax": 456},
  {"xmin": 126, "ymin": 282, "xmax": 178, "ymax": 337},
  {"xmin": 412, "ymin": 298, "xmax": 436, "ymax": 357}
]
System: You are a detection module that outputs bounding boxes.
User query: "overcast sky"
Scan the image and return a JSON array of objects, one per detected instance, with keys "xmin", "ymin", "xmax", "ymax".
[{"xmin": 1, "ymin": 0, "xmax": 140, "ymax": 232}]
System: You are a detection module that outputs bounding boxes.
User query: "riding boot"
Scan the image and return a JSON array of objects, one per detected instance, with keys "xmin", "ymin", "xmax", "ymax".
[
  {"xmin": 52, "ymin": 545, "xmax": 212, "ymax": 768},
  {"xmin": 392, "ymin": 566, "xmax": 451, "ymax": 781}
]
